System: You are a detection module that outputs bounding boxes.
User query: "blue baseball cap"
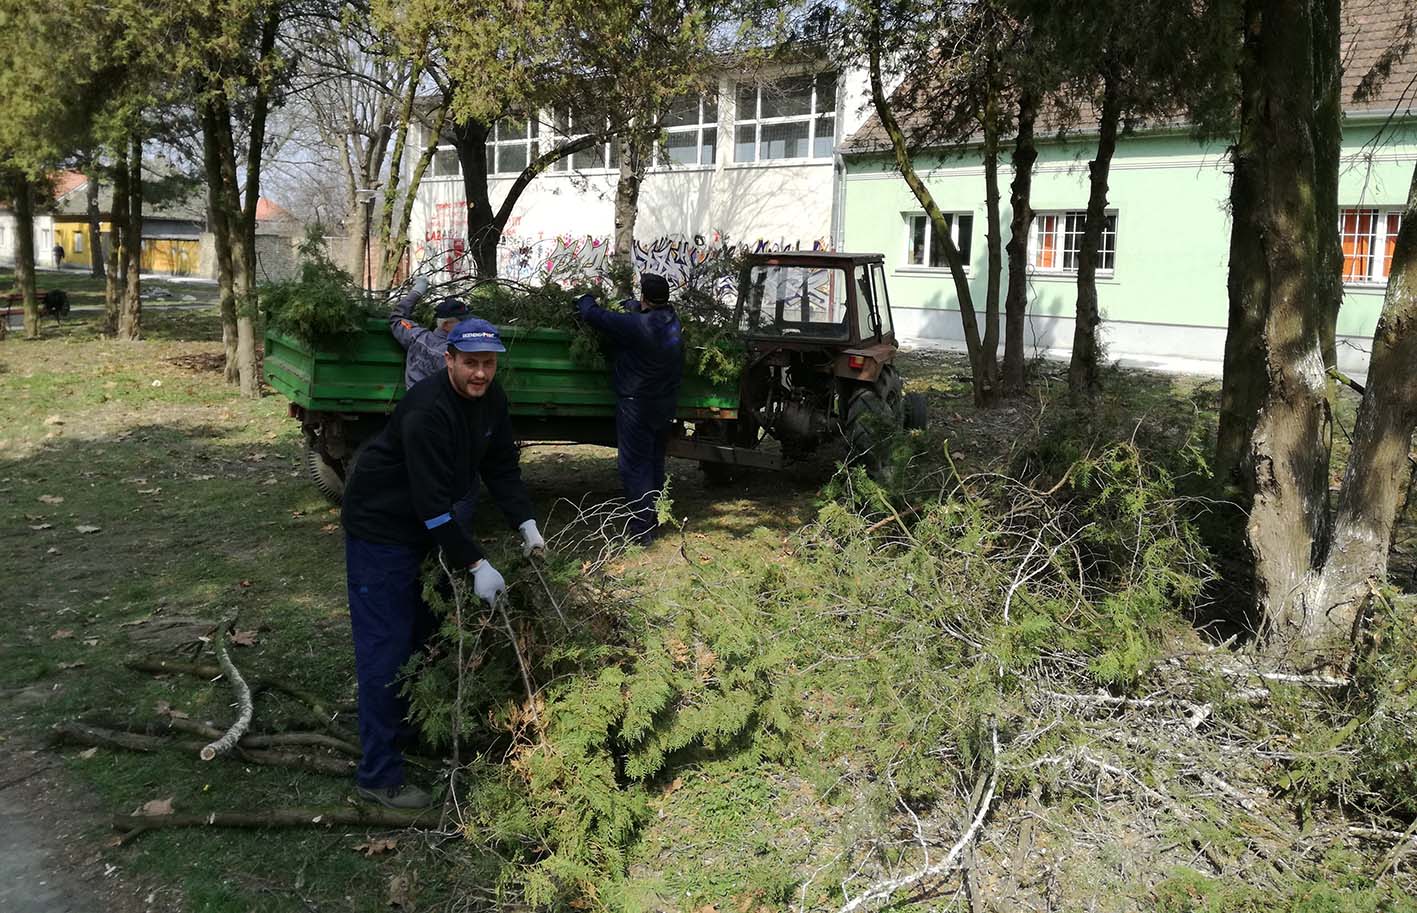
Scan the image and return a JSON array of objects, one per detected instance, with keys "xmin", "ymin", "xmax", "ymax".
[{"xmin": 447, "ymin": 318, "xmax": 506, "ymax": 353}]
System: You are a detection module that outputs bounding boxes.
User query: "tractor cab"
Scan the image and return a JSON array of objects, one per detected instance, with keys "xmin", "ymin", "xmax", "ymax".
[{"xmin": 736, "ymin": 252, "xmax": 896, "ymax": 349}]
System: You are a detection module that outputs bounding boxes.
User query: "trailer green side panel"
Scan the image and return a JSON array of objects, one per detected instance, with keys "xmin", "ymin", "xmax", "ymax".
[{"xmin": 264, "ymin": 319, "xmax": 738, "ymax": 419}]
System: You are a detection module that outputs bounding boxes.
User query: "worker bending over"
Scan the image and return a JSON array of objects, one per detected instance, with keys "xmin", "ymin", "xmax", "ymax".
[
  {"xmin": 575, "ymin": 273, "xmax": 684, "ymax": 544},
  {"xmin": 341, "ymin": 318, "xmax": 546, "ymax": 809},
  {"xmin": 389, "ymin": 275, "xmax": 469, "ymax": 388}
]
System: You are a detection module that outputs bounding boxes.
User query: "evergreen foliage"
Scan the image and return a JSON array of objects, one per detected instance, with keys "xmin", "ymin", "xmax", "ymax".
[
  {"xmin": 260, "ymin": 230, "xmax": 370, "ymax": 346},
  {"xmin": 403, "ymin": 439, "xmax": 1216, "ymax": 908}
]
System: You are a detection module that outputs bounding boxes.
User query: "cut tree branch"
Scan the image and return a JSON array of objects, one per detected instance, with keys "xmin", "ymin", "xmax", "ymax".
[{"xmin": 201, "ymin": 611, "xmax": 253, "ymax": 761}]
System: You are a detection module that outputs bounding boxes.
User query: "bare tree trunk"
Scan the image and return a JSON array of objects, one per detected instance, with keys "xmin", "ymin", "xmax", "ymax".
[
  {"xmin": 866, "ymin": 12, "xmax": 989, "ymax": 405},
  {"xmin": 383, "ymin": 104, "xmax": 445, "ymax": 284},
  {"xmin": 13, "ymin": 174, "xmax": 39, "ymax": 339},
  {"xmin": 201, "ymin": 103, "xmax": 239, "ymax": 383},
  {"xmin": 1312, "ymin": 0, "xmax": 1343, "ymax": 371},
  {"xmin": 452, "ymin": 116, "xmax": 597, "ymax": 280},
  {"xmin": 105, "ymin": 150, "xmax": 126, "ymax": 338},
  {"xmin": 613, "ymin": 129, "xmax": 652, "ymax": 298},
  {"xmin": 119, "ymin": 136, "xmax": 143, "ymax": 340},
  {"xmin": 203, "ymin": 88, "xmax": 260, "ymax": 396},
  {"xmin": 1068, "ymin": 72, "xmax": 1121, "ymax": 399},
  {"xmin": 452, "ymin": 117, "xmax": 498, "ymax": 278},
  {"xmin": 1308, "ymin": 164, "xmax": 1417, "ymax": 652},
  {"xmin": 1216, "ymin": 0, "xmax": 1267, "ymax": 486},
  {"xmin": 86, "ymin": 170, "xmax": 105, "ymax": 281},
  {"xmin": 980, "ymin": 101, "xmax": 1002, "ymax": 388},
  {"xmin": 378, "ymin": 59, "xmax": 422, "ymax": 286},
  {"xmin": 1002, "ymin": 90, "xmax": 1037, "ymax": 397},
  {"xmin": 1237, "ymin": 0, "xmax": 1341, "ymax": 664}
]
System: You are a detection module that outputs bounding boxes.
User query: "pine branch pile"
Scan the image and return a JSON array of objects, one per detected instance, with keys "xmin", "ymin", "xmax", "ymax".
[
  {"xmin": 397, "ymin": 429, "xmax": 1417, "ymax": 910},
  {"xmin": 260, "ymin": 229, "xmax": 374, "ymax": 346}
]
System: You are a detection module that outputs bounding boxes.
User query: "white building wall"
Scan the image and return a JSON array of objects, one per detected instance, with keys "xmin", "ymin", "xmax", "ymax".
[
  {"xmin": 408, "ymin": 66, "xmax": 867, "ymax": 283},
  {"xmin": 0, "ymin": 212, "xmax": 58, "ymax": 268}
]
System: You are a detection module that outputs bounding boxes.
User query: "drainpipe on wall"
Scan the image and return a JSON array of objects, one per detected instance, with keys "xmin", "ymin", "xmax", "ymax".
[{"xmin": 831, "ymin": 150, "xmax": 846, "ymax": 251}]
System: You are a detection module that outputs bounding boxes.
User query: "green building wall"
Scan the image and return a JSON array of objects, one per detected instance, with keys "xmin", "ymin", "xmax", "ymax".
[{"xmin": 841, "ymin": 119, "xmax": 1415, "ymax": 372}]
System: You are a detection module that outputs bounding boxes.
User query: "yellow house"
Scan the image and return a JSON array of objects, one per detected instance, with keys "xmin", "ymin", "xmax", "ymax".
[{"xmin": 48, "ymin": 171, "xmax": 205, "ymax": 277}]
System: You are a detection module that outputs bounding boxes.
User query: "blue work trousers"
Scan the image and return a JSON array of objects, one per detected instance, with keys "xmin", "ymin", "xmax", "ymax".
[
  {"xmin": 345, "ymin": 534, "xmax": 438, "ymax": 789},
  {"xmin": 616, "ymin": 396, "xmax": 676, "ymax": 542}
]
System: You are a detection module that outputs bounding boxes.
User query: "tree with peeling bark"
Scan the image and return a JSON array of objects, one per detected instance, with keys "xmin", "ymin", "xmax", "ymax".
[
  {"xmin": 150, "ymin": 0, "xmax": 297, "ymax": 394},
  {"xmin": 1217, "ymin": 0, "xmax": 1417, "ymax": 666},
  {"xmin": 1022, "ymin": 0, "xmax": 1235, "ymax": 399},
  {"xmin": 834, "ymin": 0, "xmax": 1053, "ymax": 404},
  {"xmin": 375, "ymin": 0, "xmax": 606, "ymax": 278},
  {"xmin": 844, "ymin": 0, "xmax": 997, "ymax": 405},
  {"xmin": 285, "ymin": 13, "xmax": 417, "ymax": 289}
]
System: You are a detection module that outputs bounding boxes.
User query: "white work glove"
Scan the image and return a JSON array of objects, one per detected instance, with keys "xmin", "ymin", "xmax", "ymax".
[
  {"xmin": 411, "ymin": 276, "xmax": 430, "ymax": 298},
  {"xmin": 519, "ymin": 519, "xmax": 546, "ymax": 558},
  {"xmin": 470, "ymin": 559, "xmax": 506, "ymax": 605}
]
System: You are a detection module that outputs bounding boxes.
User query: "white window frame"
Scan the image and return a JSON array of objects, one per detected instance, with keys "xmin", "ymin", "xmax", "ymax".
[
  {"xmin": 900, "ymin": 211, "xmax": 974, "ymax": 273},
  {"xmin": 1028, "ymin": 209, "xmax": 1118, "ymax": 276},
  {"xmin": 733, "ymin": 73, "xmax": 837, "ymax": 164},
  {"xmin": 430, "ymin": 144, "xmax": 462, "ymax": 179},
  {"xmin": 550, "ymin": 112, "xmax": 616, "ymax": 174},
  {"xmin": 72, "ymin": 230, "xmax": 84, "ymax": 253},
  {"xmin": 486, "ymin": 117, "xmax": 540, "ymax": 176},
  {"xmin": 1340, "ymin": 206, "xmax": 1403, "ymax": 287},
  {"xmin": 657, "ymin": 93, "xmax": 718, "ymax": 168}
]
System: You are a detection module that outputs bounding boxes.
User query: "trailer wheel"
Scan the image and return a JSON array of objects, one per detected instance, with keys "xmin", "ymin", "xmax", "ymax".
[
  {"xmin": 903, "ymin": 392, "xmax": 928, "ymax": 430},
  {"xmin": 304, "ymin": 439, "xmax": 347, "ymax": 505},
  {"xmin": 845, "ymin": 388, "xmax": 893, "ymax": 468}
]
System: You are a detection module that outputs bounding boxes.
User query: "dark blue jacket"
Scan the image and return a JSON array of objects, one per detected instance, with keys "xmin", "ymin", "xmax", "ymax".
[
  {"xmin": 576, "ymin": 295, "xmax": 684, "ymax": 405},
  {"xmin": 341, "ymin": 373, "xmax": 534, "ymax": 568}
]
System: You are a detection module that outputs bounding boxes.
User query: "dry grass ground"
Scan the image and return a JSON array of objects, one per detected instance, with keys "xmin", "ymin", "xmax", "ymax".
[{"xmin": 1, "ymin": 289, "xmax": 1414, "ymax": 912}]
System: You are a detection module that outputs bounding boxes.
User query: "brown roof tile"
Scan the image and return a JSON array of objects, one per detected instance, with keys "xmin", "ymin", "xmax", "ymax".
[{"xmin": 846, "ymin": 1, "xmax": 1417, "ymax": 153}]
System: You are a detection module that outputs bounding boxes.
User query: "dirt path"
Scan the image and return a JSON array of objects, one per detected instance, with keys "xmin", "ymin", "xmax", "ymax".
[{"xmin": 0, "ymin": 730, "xmax": 170, "ymax": 913}]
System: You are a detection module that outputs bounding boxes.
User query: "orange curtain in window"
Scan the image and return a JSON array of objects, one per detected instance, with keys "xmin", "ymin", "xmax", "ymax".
[
  {"xmin": 1341, "ymin": 209, "xmax": 1374, "ymax": 282},
  {"xmin": 1383, "ymin": 212, "xmax": 1402, "ymax": 280},
  {"xmin": 1037, "ymin": 215, "xmax": 1057, "ymax": 269}
]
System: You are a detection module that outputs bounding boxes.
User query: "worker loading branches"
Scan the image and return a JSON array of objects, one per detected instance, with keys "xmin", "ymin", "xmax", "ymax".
[
  {"xmin": 574, "ymin": 273, "xmax": 685, "ymax": 545},
  {"xmin": 340, "ymin": 316, "xmax": 546, "ymax": 809}
]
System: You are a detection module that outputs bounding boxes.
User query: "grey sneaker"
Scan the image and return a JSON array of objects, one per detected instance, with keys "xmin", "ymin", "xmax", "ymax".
[{"xmin": 356, "ymin": 783, "xmax": 434, "ymax": 810}]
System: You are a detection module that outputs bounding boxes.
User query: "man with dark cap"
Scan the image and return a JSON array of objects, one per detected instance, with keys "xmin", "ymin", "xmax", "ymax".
[
  {"xmin": 341, "ymin": 317, "xmax": 546, "ymax": 809},
  {"xmin": 574, "ymin": 273, "xmax": 684, "ymax": 544},
  {"xmin": 389, "ymin": 275, "xmax": 469, "ymax": 389}
]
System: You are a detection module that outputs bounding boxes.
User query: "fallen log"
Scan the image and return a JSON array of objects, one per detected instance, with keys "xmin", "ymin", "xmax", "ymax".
[
  {"xmin": 52, "ymin": 721, "xmax": 355, "ymax": 777},
  {"xmin": 112, "ymin": 804, "xmax": 433, "ymax": 845},
  {"xmin": 201, "ymin": 610, "xmax": 252, "ymax": 761}
]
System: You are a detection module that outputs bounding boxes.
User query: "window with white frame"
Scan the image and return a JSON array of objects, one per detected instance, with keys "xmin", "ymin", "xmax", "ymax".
[
  {"xmin": 551, "ymin": 112, "xmax": 617, "ymax": 172},
  {"xmin": 903, "ymin": 212, "xmax": 974, "ymax": 270},
  {"xmin": 485, "ymin": 117, "xmax": 540, "ymax": 175},
  {"xmin": 1340, "ymin": 207, "xmax": 1403, "ymax": 285},
  {"xmin": 73, "ymin": 230, "xmax": 84, "ymax": 253},
  {"xmin": 661, "ymin": 93, "xmax": 718, "ymax": 166},
  {"xmin": 432, "ymin": 147, "xmax": 461, "ymax": 178},
  {"xmin": 734, "ymin": 72, "xmax": 836, "ymax": 163},
  {"xmin": 1028, "ymin": 210, "xmax": 1117, "ymax": 274}
]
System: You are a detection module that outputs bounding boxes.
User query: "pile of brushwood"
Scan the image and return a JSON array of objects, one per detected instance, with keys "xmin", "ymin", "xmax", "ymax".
[
  {"xmin": 260, "ymin": 229, "xmax": 374, "ymax": 346},
  {"xmin": 392, "ymin": 422, "xmax": 1417, "ymax": 910},
  {"xmin": 417, "ymin": 257, "xmax": 746, "ymax": 387}
]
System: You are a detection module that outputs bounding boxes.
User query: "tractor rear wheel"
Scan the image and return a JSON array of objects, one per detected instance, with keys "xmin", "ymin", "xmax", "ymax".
[
  {"xmin": 304, "ymin": 439, "xmax": 347, "ymax": 505},
  {"xmin": 845, "ymin": 388, "xmax": 893, "ymax": 467},
  {"xmin": 903, "ymin": 392, "xmax": 928, "ymax": 430}
]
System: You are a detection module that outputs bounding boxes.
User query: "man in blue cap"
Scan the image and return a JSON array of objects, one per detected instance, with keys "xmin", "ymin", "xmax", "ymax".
[
  {"xmin": 341, "ymin": 317, "xmax": 546, "ymax": 809},
  {"xmin": 574, "ymin": 273, "xmax": 684, "ymax": 544},
  {"xmin": 389, "ymin": 275, "xmax": 469, "ymax": 388}
]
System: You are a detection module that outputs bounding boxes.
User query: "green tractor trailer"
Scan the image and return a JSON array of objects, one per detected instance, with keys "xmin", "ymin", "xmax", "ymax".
[{"xmin": 266, "ymin": 251, "xmax": 926, "ymax": 502}]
